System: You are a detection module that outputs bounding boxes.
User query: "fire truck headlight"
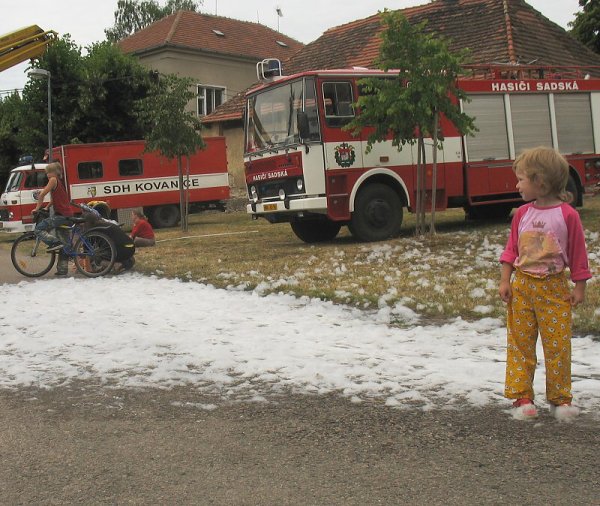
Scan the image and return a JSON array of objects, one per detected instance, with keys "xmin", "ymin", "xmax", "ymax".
[
  {"xmin": 250, "ymin": 186, "xmax": 258, "ymax": 203},
  {"xmin": 8, "ymin": 211, "xmax": 13, "ymax": 219},
  {"xmin": 278, "ymin": 188, "xmax": 286, "ymax": 200},
  {"xmin": 296, "ymin": 179, "xmax": 304, "ymax": 191}
]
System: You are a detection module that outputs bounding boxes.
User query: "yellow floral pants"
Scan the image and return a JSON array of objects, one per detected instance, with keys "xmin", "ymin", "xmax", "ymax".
[{"xmin": 505, "ymin": 270, "xmax": 572, "ymax": 405}]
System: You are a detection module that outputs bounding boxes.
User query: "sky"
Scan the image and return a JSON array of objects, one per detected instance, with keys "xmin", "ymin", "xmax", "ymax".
[
  {"xmin": 1, "ymin": 273, "xmax": 599, "ymax": 419},
  {"xmin": 0, "ymin": 0, "xmax": 583, "ymax": 93}
]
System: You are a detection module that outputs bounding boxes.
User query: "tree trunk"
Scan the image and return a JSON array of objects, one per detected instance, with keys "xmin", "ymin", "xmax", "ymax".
[
  {"xmin": 415, "ymin": 135, "xmax": 427, "ymax": 236},
  {"xmin": 415, "ymin": 136, "xmax": 422, "ymax": 236},
  {"xmin": 184, "ymin": 155, "xmax": 191, "ymax": 231},
  {"xmin": 177, "ymin": 156, "xmax": 187, "ymax": 232},
  {"xmin": 430, "ymin": 110, "xmax": 439, "ymax": 236}
]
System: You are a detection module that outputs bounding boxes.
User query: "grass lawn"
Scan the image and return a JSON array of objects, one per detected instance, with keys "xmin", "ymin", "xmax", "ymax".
[
  {"xmin": 2, "ymin": 196, "xmax": 599, "ymax": 336},
  {"xmin": 135, "ymin": 196, "xmax": 600, "ymax": 337}
]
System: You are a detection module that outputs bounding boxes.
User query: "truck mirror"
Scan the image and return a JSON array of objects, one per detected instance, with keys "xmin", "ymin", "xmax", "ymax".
[{"xmin": 297, "ymin": 111, "xmax": 309, "ymax": 140}]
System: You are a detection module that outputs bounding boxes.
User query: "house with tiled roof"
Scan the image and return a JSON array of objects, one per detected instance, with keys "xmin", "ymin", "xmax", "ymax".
[
  {"xmin": 118, "ymin": 10, "xmax": 303, "ymax": 187},
  {"xmin": 204, "ymin": 0, "xmax": 600, "ymax": 190}
]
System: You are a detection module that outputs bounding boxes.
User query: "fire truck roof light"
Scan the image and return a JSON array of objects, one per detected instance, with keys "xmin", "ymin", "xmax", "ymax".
[
  {"xmin": 257, "ymin": 58, "xmax": 283, "ymax": 81},
  {"xmin": 18, "ymin": 155, "xmax": 34, "ymax": 165}
]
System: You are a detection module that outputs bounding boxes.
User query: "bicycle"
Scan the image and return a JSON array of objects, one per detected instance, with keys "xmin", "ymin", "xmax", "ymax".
[{"xmin": 11, "ymin": 204, "xmax": 117, "ymax": 278}]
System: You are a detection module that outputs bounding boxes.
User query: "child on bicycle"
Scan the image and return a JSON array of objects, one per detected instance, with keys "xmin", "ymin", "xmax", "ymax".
[
  {"xmin": 498, "ymin": 147, "xmax": 591, "ymax": 420},
  {"xmin": 33, "ymin": 161, "xmax": 75, "ymax": 275}
]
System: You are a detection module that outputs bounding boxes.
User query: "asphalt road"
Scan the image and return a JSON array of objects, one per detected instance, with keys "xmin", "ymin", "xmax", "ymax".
[{"xmin": 1, "ymin": 239, "xmax": 62, "ymax": 282}]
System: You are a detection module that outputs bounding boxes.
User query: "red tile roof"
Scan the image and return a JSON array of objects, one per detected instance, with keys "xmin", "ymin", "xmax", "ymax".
[
  {"xmin": 205, "ymin": 0, "xmax": 600, "ymax": 124},
  {"xmin": 118, "ymin": 10, "xmax": 303, "ymax": 61},
  {"xmin": 287, "ymin": 0, "xmax": 600, "ymax": 73}
]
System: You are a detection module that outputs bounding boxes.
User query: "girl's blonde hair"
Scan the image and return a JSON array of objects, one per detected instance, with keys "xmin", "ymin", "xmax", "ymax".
[
  {"xmin": 45, "ymin": 161, "xmax": 63, "ymax": 178},
  {"xmin": 513, "ymin": 146, "xmax": 571, "ymax": 202}
]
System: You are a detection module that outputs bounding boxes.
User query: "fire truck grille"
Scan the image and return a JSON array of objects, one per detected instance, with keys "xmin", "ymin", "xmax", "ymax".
[
  {"xmin": 0, "ymin": 209, "xmax": 8, "ymax": 221},
  {"xmin": 249, "ymin": 178, "xmax": 305, "ymax": 200}
]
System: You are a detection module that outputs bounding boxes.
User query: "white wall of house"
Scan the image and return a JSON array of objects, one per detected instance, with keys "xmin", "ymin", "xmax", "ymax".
[{"xmin": 136, "ymin": 48, "xmax": 257, "ymax": 115}]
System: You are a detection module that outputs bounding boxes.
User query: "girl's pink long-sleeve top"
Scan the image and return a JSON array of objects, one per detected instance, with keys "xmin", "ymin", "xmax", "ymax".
[{"xmin": 499, "ymin": 202, "xmax": 592, "ymax": 282}]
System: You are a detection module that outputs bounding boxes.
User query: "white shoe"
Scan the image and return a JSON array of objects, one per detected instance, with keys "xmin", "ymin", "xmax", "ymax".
[
  {"xmin": 512, "ymin": 399, "xmax": 538, "ymax": 420},
  {"xmin": 550, "ymin": 404, "xmax": 580, "ymax": 421}
]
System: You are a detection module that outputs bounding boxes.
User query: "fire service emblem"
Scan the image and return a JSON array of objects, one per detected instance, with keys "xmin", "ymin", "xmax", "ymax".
[{"xmin": 334, "ymin": 143, "xmax": 356, "ymax": 168}]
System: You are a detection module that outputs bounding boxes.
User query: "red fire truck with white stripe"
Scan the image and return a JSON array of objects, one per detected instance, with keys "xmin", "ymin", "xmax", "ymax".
[
  {"xmin": 0, "ymin": 138, "xmax": 230, "ymax": 233},
  {"xmin": 243, "ymin": 60, "xmax": 600, "ymax": 242}
]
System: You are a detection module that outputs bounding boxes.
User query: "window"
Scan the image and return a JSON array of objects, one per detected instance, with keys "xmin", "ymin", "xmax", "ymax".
[
  {"xmin": 245, "ymin": 78, "xmax": 321, "ymax": 153},
  {"xmin": 463, "ymin": 95, "xmax": 510, "ymax": 161},
  {"xmin": 78, "ymin": 161, "xmax": 103, "ymax": 180},
  {"xmin": 119, "ymin": 158, "xmax": 143, "ymax": 176},
  {"xmin": 510, "ymin": 94, "xmax": 552, "ymax": 155},
  {"xmin": 5, "ymin": 172, "xmax": 23, "ymax": 192},
  {"xmin": 24, "ymin": 171, "xmax": 48, "ymax": 189},
  {"xmin": 198, "ymin": 85, "xmax": 225, "ymax": 116},
  {"xmin": 555, "ymin": 93, "xmax": 594, "ymax": 154},
  {"xmin": 322, "ymin": 82, "xmax": 355, "ymax": 127},
  {"xmin": 304, "ymin": 78, "xmax": 321, "ymax": 142}
]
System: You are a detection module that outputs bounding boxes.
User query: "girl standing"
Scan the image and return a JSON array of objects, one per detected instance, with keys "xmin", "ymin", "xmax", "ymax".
[{"xmin": 499, "ymin": 147, "xmax": 591, "ymax": 420}]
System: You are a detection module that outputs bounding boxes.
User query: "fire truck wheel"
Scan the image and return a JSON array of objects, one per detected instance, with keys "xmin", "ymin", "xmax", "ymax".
[
  {"xmin": 290, "ymin": 218, "xmax": 341, "ymax": 243},
  {"xmin": 350, "ymin": 183, "xmax": 403, "ymax": 242},
  {"xmin": 566, "ymin": 174, "xmax": 581, "ymax": 207},
  {"xmin": 150, "ymin": 205, "xmax": 180, "ymax": 228}
]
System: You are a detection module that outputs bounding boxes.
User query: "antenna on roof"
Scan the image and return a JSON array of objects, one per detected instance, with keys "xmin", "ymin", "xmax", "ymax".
[{"xmin": 276, "ymin": 6, "xmax": 283, "ymax": 32}]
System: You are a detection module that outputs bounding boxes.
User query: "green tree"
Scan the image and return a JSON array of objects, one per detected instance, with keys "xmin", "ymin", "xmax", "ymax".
[
  {"xmin": 136, "ymin": 73, "xmax": 204, "ymax": 231},
  {"xmin": 16, "ymin": 36, "xmax": 155, "ymax": 156},
  {"xmin": 76, "ymin": 41, "xmax": 155, "ymax": 142},
  {"xmin": 0, "ymin": 92, "xmax": 25, "ymax": 186},
  {"xmin": 18, "ymin": 37, "xmax": 84, "ymax": 159},
  {"xmin": 570, "ymin": 0, "xmax": 600, "ymax": 54},
  {"xmin": 345, "ymin": 11, "xmax": 475, "ymax": 235},
  {"xmin": 105, "ymin": 0, "xmax": 203, "ymax": 42}
]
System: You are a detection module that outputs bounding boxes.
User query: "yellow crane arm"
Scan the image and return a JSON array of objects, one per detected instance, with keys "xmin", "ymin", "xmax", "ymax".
[{"xmin": 0, "ymin": 25, "xmax": 57, "ymax": 72}]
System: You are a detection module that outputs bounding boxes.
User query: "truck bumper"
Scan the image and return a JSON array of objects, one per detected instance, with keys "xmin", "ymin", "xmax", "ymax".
[
  {"xmin": 0, "ymin": 221, "xmax": 33, "ymax": 233},
  {"xmin": 247, "ymin": 196, "xmax": 328, "ymax": 215}
]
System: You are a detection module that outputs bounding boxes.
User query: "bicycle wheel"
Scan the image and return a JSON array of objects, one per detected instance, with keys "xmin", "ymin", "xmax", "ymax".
[
  {"xmin": 73, "ymin": 230, "xmax": 116, "ymax": 277},
  {"xmin": 11, "ymin": 233, "xmax": 56, "ymax": 277}
]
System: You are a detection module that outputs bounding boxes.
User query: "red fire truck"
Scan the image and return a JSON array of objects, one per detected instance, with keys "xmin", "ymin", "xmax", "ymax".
[
  {"xmin": 0, "ymin": 138, "xmax": 230, "ymax": 233},
  {"xmin": 243, "ymin": 60, "xmax": 600, "ymax": 242}
]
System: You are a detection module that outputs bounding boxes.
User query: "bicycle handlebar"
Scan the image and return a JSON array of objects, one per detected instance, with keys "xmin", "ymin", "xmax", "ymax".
[{"xmin": 31, "ymin": 208, "xmax": 50, "ymax": 224}]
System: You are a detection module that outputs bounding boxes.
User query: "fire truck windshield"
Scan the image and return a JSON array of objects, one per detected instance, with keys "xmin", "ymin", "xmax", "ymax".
[
  {"xmin": 245, "ymin": 77, "xmax": 320, "ymax": 154},
  {"xmin": 4, "ymin": 171, "xmax": 23, "ymax": 193}
]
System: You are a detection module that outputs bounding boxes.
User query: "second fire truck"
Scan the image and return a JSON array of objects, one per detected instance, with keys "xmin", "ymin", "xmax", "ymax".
[{"xmin": 1, "ymin": 138, "xmax": 229, "ymax": 233}]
